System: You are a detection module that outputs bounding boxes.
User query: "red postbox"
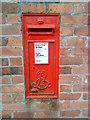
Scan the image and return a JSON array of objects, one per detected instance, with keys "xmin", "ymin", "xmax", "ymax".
[{"xmin": 22, "ymin": 14, "xmax": 60, "ymax": 98}]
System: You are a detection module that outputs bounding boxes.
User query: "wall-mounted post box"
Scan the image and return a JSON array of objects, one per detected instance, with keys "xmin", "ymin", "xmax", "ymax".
[{"xmin": 22, "ymin": 14, "xmax": 60, "ymax": 98}]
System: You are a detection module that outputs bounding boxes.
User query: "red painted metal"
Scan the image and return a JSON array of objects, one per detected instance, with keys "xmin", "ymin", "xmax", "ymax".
[{"xmin": 22, "ymin": 14, "xmax": 60, "ymax": 98}]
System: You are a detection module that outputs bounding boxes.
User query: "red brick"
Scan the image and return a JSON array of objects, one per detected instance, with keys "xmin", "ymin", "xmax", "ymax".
[
  {"xmin": 2, "ymin": 3, "xmax": 18, "ymax": 13},
  {"xmin": 3, "ymin": 104, "xmax": 24, "ymax": 111},
  {"xmin": 0, "ymin": 37, "xmax": 1, "ymax": 44},
  {"xmin": 89, "ymin": 3, "xmax": 90, "ymax": 13},
  {"xmin": 60, "ymin": 85, "xmax": 72, "ymax": 92},
  {"xmin": 8, "ymin": 37, "xmax": 22, "ymax": 46},
  {"xmin": 0, "ymin": 15, "xmax": 6, "ymax": 24},
  {"xmin": 73, "ymin": 66, "xmax": 88, "ymax": 74},
  {"xmin": 0, "ymin": 94, "xmax": 1, "ymax": 102},
  {"xmin": 72, "ymin": 101, "xmax": 88, "ymax": 109},
  {"xmin": 61, "ymin": 110, "xmax": 80, "ymax": 117},
  {"xmin": 82, "ymin": 109, "xmax": 88, "ymax": 116},
  {"xmin": 2, "ymin": 76, "xmax": 10, "ymax": 84},
  {"xmin": 2, "ymin": 112, "xmax": 11, "ymax": 118},
  {"xmin": 61, "ymin": 16, "xmax": 85, "ymax": 24},
  {"xmin": 49, "ymin": 100, "xmax": 58, "ymax": 111},
  {"xmin": 11, "ymin": 67, "xmax": 23, "ymax": 75},
  {"xmin": 0, "ymin": 112, "xmax": 2, "ymax": 118},
  {"xmin": 10, "ymin": 58, "xmax": 22, "ymax": 66},
  {"xmin": 14, "ymin": 112, "xmax": 34, "ymax": 118},
  {"xmin": 88, "ymin": 27, "xmax": 90, "ymax": 35},
  {"xmin": 61, "ymin": 27, "xmax": 73, "ymax": 36},
  {"xmin": 83, "ymin": 93, "xmax": 88, "ymax": 100},
  {"xmin": 60, "ymin": 57, "xmax": 83, "ymax": 65},
  {"xmin": 85, "ymin": 56, "xmax": 88, "ymax": 64},
  {"xmin": 2, "ymin": 67, "xmax": 11, "ymax": 75},
  {"xmin": 12, "ymin": 75, "xmax": 23, "ymax": 84},
  {"xmin": 2, "ymin": 58, "xmax": 8, "ymax": 66},
  {"xmin": 25, "ymin": 99, "xmax": 31, "ymax": 109},
  {"xmin": 60, "ymin": 93, "xmax": 81, "ymax": 100},
  {"xmin": 60, "ymin": 48, "xmax": 72, "ymax": 55},
  {"xmin": 2, "ymin": 37, "xmax": 8, "ymax": 46},
  {"xmin": 22, "ymin": 4, "xmax": 46, "ymax": 13},
  {"xmin": 2, "ymin": 67, "xmax": 23, "ymax": 75},
  {"xmin": 48, "ymin": 4, "xmax": 73, "ymax": 14},
  {"xmin": 75, "ymin": 27, "xmax": 88, "ymax": 36},
  {"xmin": 0, "ymin": 26, "xmax": 1, "ymax": 35},
  {"xmin": 7, "ymin": 14, "xmax": 20, "ymax": 24},
  {"xmin": 59, "ymin": 102, "xmax": 70, "ymax": 110},
  {"xmin": 0, "ymin": 86, "xmax": 1, "ymax": 93},
  {"xmin": 31, "ymin": 102, "xmax": 48, "ymax": 111},
  {"xmin": 75, "ymin": 4, "xmax": 88, "ymax": 13},
  {"xmin": 60, "ymin": 76, "xmax": 82, "ymax": 84},
  {"xmin": 59, "ymin": 67, "xmax": 72, "ymax": 74},
  {"xmin": 89, "ymin": 47, "xmax": 90, "ymax": 55},
  {"xmin": 89, "ymin": 56, "xmax": 90, "ymax": 64},
  {"xmin": 2, "ymin": 85, "xmax": 24, "ymax": 93},
  {"xmin": 38, "ymin": 102, "xmax": 48, "ymax": 110},
  {"xmin": 36, "ymin": 111, "xmax": 59, "ymax": 118},
  {"xmin": 2, "ymin": 94, "xmax": 11, "ymax": 103},
  {"xmin": 73, "ymin": 48, "xmax": 88, "ymax": 56},
  {"xmin": 12, "ymin": 94, "xmax": 24, "ymax": 102},
  {"xmin": 2, "ymin": 48, "xmax": 22, "ymax": 56},
  {"xmin": 73, "ymin": 84, "xmax": 88, "ymax": 92},
  {"xmin": 61, "ymin": 37, "xmax": 84, "ymax": 47},
  {"xmin": 2, "ymin": 26, "xmax": 21, "ymax": 35}
]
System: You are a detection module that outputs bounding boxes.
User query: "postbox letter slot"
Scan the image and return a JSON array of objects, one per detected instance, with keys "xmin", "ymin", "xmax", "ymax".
[
  {"xmin": 28, "ymin": 28, "xmax": 54, "ymax": 35},
  {"xmin": 29, "ymin": 28, "xmax": 53, "ymax": 33},
  {"xmin": 27, "ymin": 24, "xmax": 55, "ymax": 35}
]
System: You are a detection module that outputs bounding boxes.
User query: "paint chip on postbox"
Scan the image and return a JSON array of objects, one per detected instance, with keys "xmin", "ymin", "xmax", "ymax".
[{"xmin": 34, "ymin": 42, "xmax": 48, "ymax": 64}]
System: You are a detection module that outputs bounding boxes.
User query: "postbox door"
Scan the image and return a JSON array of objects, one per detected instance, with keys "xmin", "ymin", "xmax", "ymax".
[
  {"xmin": 22, "ymin": 14, "xmax": 60, "ymax": 98},
  {"xmin": 28, "ymin": 40, "xmax": 55, "ymax": 97}
]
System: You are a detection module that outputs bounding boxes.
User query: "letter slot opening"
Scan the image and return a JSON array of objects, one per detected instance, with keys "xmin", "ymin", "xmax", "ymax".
[
  {"xmin": 27, "ymin": 24, "xmax": 55, "ymax": 35},
  {"xmin": 30, "ymin": 28, "xmax": 53, "ymax": 32},
  {"xmin": 28, "ymin": 28, "xmax": 54, "ymax": 35}
]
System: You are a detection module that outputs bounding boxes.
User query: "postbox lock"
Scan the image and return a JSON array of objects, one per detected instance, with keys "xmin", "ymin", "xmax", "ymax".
[
  {"xmin": 33, "ymin": 66, "xmax": 35, "ymax": 70},
  {"xmin": 37, "ymin": 18, "xmax": 44, "ymax": 24}
]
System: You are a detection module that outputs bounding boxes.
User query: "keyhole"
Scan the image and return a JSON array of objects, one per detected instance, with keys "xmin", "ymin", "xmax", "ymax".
[{"xmin": 33, "ymin": 66, "xmax": 35, "ymax": 70}]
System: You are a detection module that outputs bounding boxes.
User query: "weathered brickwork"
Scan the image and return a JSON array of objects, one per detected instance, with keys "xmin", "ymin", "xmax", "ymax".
[{"xmin": 1, "ymin": 1, "xmax": 89, "ymax": 119}]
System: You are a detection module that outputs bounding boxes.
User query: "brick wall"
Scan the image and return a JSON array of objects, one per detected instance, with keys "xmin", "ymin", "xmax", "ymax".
[{"xmin": 1, "ymin": 1, "xmax": 89, "ymax": 118}]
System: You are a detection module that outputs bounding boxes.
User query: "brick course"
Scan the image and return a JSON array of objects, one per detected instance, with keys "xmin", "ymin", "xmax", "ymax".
[
  {"xmin": 2, "ymin": 76, "xmax": 10, "ymax": 84},
  {"xmin": 61, "ymin": 37, "xmax": 84, "ymax": 47},
  {"xmin": 10, "ymin": 58, "xmax": 22, "ymax": 66},
  {"xmin": 2, "ymin": 3, "xmax": 18, "ymax": 13},
  {"xmin": 61, "ymin": 16, "xmax": 86, "ymax": 24},
  {"xmin": 22, "ymin": 4, "xmax": 46, "ymax": 13},
  {"xmin": 2, "ymin": 26, "xmax": 21, "ymax": 35},
  {"xmin": 1, "ymin": 112, "xmax": 11, "ymax": 118},
  {"xmin": 61, "ymin": 110, "xmax": 80, "ymax": 117},
  {"xmin": 2, "ymin": 48, "xmax": 22, "ymax": 56},
  {"xmin": 1, "ymin": 1, "xmax": 88, "ymax": 119},
  {"xmin": 8, "ymin": 37, "xmax": 22, "ymax": 46},
  {"xmin": 7, "ymin": 14, "xmax": 20, "ymax": 24},
  {"xmin": 14, "ymin": 112, "xmax": 34, "ymax": 118},
  {"xmin": 12, "ymin": 75, "xmax": 23, "ymax": 84},
  {"xmin": 48, "ymin": 4, "xmax": 73, "ymax": 14}
]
